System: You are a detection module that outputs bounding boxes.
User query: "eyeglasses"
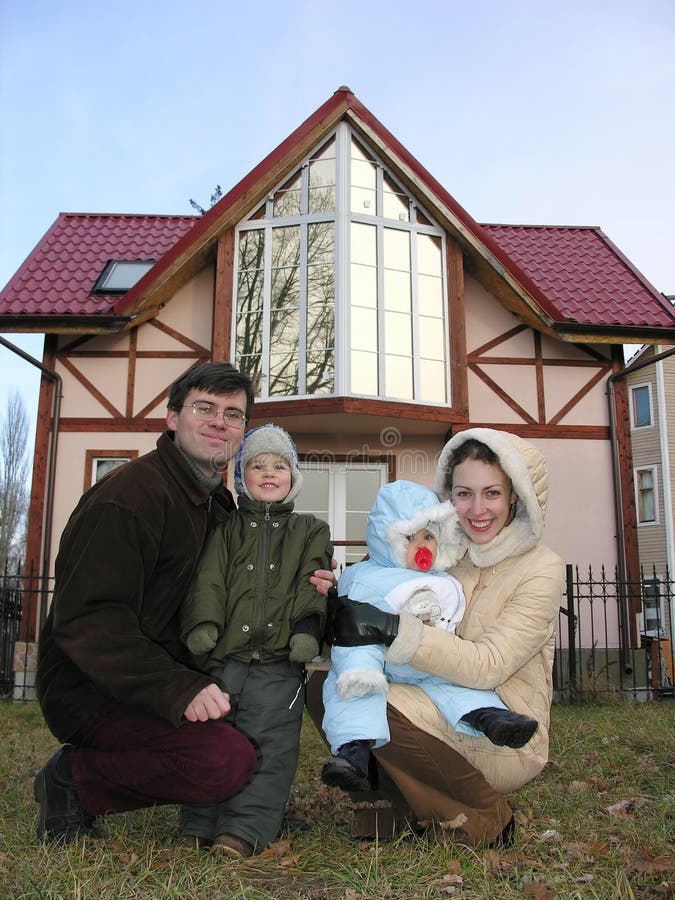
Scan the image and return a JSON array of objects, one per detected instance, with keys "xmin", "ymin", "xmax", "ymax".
[{"xmin": 184, "ymin": 401, "xmax": 247, "ymax": 429}]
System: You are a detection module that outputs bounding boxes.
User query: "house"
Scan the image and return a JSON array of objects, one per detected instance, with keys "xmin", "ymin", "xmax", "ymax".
[
  {"xmin": 624, "ymin": 328, "xmax": 675, "ymax": 689},
  {"xmin": 1, "ymin": 86, "xmax": 675, "ymax": 695}
]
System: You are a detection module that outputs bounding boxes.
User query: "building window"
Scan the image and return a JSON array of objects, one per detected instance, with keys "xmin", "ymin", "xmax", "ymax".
[
  {"xmin": 635, "ymin": 465, "xmax": 658, "ymax": 524},
  {"xmin": 93, "ymin": 260, "xmax": 155, "ymax": 293},
  {"xmin": 629, "ymin": 383, "xmax": 653, "ymax": 429},
  {"xmin": 642, "ymin": 578, "xmax": 664, "ymax": 635},
  {"xmin": 84, "ymin": 450, "xmax": 138, "ymax": 490},
  {"xmin": 295, "ymin": 460, "xmax": 390, "ymax": 571},
  {"xmin": 234, "ymin": 123, "xmax": 449, "ymax": 404}
]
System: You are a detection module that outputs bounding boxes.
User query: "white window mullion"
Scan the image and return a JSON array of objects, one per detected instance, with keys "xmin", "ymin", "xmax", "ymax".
[
  {"xmin": 335, "ymin": 122, "xmax": 351, "ymax": 394},
  {"xmin": 298, "ymin": 222, "xmax": 308, "ymax": 393},
  {"xmin": 261, "ymin": 224, "xmax": 273, "ymax": 400},
  {"xmin": 441, "ymin": 234, "xmax": 452, "ymax": 402},
  {"xmin": 376, "ymin": 223, "xmax": 385, "ymax": 397},
  {"xmin": 410, "ymin": 229, "xmax": 421, "ymax": 400}
]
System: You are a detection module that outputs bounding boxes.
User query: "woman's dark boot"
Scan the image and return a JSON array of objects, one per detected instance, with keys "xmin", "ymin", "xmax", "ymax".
[{"xmin": 460, "ymin": 707, "xmax": 538, "ymax": 748}]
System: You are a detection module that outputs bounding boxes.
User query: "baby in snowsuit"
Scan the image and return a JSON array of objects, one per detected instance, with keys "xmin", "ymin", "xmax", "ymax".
[{"xmin": 321, "ymin": 480, "xmax": 538, "ymax": 791}]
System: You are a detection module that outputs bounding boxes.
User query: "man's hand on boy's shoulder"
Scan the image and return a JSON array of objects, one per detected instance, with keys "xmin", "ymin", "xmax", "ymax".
[{"xmin": 184, "ymin": 684, "xmax": 231, "ymax": 722}]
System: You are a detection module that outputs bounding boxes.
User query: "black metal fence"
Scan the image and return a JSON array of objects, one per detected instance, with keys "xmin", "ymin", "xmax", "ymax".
[
  {"xmin": 554, "ymin": 564, "xmax": 674, "ymax": 702},
  {"xmin": 0, "ymin": 562, "xmax": 51, "ymax": 700},
  {"xmin": 1, "ymin": 562, "xmax": 673, "ymax": 703}
]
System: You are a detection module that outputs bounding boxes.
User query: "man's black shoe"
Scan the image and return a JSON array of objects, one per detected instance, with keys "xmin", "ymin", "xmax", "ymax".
[
  {"xmin": 321, "ymin": 739, "xmax": 374, "ymax": 792},
  {"xmin": 460, "ymin": 707, "xmax": 538, "ymax": 748},
  {"xmin": 34, "ymin": 747, "xmax": 102, "ymax": 843}
]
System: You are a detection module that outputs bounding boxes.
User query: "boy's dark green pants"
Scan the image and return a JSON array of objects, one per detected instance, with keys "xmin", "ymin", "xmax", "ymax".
[{"xmin": 179, "ymin": 657, "xmax": 306, "ymax": 851}]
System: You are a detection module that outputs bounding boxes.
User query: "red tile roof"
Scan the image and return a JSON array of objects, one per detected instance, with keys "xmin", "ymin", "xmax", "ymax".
[
  {"xmin": 0, "ymin": 213, "xmax": 197, "ymax": 316},
  {"xmin": 1, "ymin": 87, "xmax": 673, "ymax": 340},
  {"xmin": 3, "ymin": 213, "xmax": 672, "ymax": 335},
  {"xmin": 481, "ymin": 224, "xmax": 673, "ymax": 328}
]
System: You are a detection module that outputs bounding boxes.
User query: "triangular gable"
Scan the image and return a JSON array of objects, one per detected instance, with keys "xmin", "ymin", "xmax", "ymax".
[
  {"xmin": 114, "ymin": 87, "xmax": 567, "ymax": 332},
  {"xmin": 2, "ymin": 87, "xmax": 674, "ymax": 344},
  {"xmin": 111, "ymin": 86, "xmax": 674, "ymax": 343}
]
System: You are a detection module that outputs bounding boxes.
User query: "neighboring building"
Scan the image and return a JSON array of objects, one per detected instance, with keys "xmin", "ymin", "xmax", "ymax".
[
  {"xmin": 1, "ymin": 87, "xmax": 674, "ymax": 694},
  {"xmin": 625, "ymin": 324, "xmax": 675, "ymax": 689}
]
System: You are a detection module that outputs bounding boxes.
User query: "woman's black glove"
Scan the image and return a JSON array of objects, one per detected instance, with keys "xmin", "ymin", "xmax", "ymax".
[{"xmin": 327, "ymin": 588, "xmax": 400, "ymax": 647}]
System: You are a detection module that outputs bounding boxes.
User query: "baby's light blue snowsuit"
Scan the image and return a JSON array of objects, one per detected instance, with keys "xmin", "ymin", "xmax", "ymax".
[{"xmin": 323, "ymin": 480, "xmax": 508, "ymax": 753}]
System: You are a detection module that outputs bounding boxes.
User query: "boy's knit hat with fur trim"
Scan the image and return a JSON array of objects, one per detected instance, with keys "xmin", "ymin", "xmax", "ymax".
[{"xmin": 234, "ymin": 424, "xmax": 304, "ymax": 502}]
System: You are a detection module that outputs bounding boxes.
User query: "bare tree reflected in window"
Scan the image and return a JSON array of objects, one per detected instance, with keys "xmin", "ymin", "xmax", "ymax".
[{"xmin": 236, "ymin": 183, "xmax": 335, "ymax": 398}]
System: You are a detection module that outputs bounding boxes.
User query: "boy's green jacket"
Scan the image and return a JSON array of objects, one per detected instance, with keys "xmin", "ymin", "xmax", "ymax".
[{"xmin": 181, "ymin": 496, "xmax": 333, "ymax": 670}]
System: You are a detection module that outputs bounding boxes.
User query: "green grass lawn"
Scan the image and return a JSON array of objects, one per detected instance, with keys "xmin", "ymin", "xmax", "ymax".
[{"xmin": 0, "ymin": 700, "xmax": 673, "ymax": 899}]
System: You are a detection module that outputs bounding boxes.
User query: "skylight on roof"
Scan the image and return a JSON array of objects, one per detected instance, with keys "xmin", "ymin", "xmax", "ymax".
[{"xmin": 93, "ymin": 259, "xmax": 155, "ymax": 293}]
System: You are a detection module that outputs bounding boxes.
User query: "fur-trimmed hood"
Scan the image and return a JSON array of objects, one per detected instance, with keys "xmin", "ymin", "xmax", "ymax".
[
  {"xmin": 434, "ymin": 428, "xmax": 548, "ymax": 568},
  {"xmin": 367, "ymin": 480, "xmax": 463, "ymax": 571}
]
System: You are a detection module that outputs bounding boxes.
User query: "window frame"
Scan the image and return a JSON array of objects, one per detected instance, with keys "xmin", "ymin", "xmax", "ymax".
[
  {"xmin": 295, "ymin": 456, "xmax": 394, "ymax": 572},
  {"xmin": 634, "ymin": 464, "xmax": 659, "ymax": 525},
  {"xmin": 641, "ymin": 577, "xmax": 665, "ymax": 636},
  {"xmin": 84, "ymin": 450, "xmax": 138, "ymax": 491},
  {"xmin": 232, "ymin": 122, "xmax": 450, "ymax": 406},
  {"xmin": 93, "ymin": 259, "xmax": 156, "ymax": 294},
  {"xmin": 629, "ymin": 382, "xmax": 654, "ymax": 430}
]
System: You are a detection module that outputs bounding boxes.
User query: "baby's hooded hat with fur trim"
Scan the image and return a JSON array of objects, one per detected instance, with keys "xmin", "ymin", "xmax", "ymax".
[{"xmin": 234, "ymin": 424, "xmax": 304, "ymax": 503}]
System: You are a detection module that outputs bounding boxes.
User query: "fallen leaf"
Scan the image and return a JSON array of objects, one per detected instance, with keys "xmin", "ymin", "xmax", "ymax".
[
  {"xmin": 625, "ymin": 850, "xmax": 675, "ymax": 877},
  {"xmin": 261, "ymin": 839, "xmax": 294, "ymax": 858},
  {"xmin": 438, "ymin": 873, "xmax": 463, "ymax": 887},
  {"xmin": 606, "ymin": 799, "xmax": 635, "ymax": 818},
  {"xmin": 523, "ymin": 877, "xmax": 556, "ymax": 898},
  {"xmin": 539, "ymin": 829, "xmax": 563, "ymax": 841},
  {"xmin": 483, "ymin": 849, "xmax": 516, "ymax": 872}
]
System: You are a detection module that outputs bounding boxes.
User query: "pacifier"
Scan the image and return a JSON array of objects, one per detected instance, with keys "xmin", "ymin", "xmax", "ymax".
[{"xmin": 414, "ymin": 546, "xmax": 433, "ymax": 571}]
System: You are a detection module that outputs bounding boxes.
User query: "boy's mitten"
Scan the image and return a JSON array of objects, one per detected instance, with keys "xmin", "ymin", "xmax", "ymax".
[
  {"xmin": 289, "ymin": 633, "xmax": 320, "ymax": 663},
  {"xmin": 185, "ymin": 623, "xmax": 219, "ymax": 655}
]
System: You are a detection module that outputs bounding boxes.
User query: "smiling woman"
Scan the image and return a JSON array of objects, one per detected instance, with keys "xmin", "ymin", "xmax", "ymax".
[
  {"xmin": 449, "ymin": 447, "xmax": 517, "ymax": 545},
  {"xmin": 313, "ymin": 427, "xmax": 565, "ymax": 848}
]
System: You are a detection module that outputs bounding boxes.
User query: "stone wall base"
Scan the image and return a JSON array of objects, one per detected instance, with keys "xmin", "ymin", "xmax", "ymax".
[{"xmin": 14, "ymin": 641, "xmax": 38, "ymax": 701}]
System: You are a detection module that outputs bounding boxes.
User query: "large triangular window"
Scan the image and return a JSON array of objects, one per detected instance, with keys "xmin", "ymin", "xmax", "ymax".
[{"xmin": 233, "ymin": 122, "xmax": 449, "ymax": 404}]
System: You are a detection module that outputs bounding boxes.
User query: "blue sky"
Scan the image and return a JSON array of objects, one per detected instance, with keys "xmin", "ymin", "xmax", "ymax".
[{"xmin": 1, "ymin": 0, "xmax": 674, "ymax": 448}]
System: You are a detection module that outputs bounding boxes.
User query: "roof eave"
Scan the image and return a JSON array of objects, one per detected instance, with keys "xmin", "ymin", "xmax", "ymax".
[
  {"xmin": 0, "ymin": 315, "xmax": 132, "ymax": 334},
  {"xmin": 552, "ymin": 322, "xmax": 675, "ymax": 345}
]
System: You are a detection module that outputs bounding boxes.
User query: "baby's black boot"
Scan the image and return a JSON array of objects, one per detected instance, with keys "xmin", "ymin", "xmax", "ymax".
[
  {"xmin": 321, "ymin": 739, "xmax": 375, "ymax": 791},
  {"xmin": 461, "ymin": 707, "xmax": 538, "ymax": 748}
]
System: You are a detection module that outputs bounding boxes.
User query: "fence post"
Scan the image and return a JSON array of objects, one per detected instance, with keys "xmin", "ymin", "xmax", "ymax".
[{"xmin": 565, "ymin": 564, "xmax": 577, "ymax": 697}]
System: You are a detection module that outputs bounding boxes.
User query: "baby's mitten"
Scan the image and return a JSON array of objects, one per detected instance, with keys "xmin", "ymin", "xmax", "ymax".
[
  {"xmin": 289, "ymin": 633, "xmax": 320, "ymax": 663},
  {"xmin": 402, "ymin": 588, "xmax": 442, "ymax": 625},
  {"xmin": 185, "ymin": 623, "xmax": 219, "ymax": 655}
]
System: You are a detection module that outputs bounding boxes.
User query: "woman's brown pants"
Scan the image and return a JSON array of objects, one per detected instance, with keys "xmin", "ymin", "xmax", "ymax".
[{"xmin": 306, "ymin": 668, "xmax": 513, "ymax": 847}]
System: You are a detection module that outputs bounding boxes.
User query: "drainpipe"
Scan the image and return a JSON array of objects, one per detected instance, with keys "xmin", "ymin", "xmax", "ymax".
[
  {"xmin": 0, "ymin": 335, "xmax": 62, "ymax": 632},
  {"xmin": 607, "ymin": 345, "xmax": 675, "ymax": 671}
]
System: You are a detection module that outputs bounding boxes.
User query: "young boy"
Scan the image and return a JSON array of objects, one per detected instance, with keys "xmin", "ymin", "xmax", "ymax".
[
  {"xmin": 321, "ymin": 480, "xmax": 537, "ymax": 791},
  {"xmin": 179, "ymin": 424, "xmax": 333, "ymax": 856}
]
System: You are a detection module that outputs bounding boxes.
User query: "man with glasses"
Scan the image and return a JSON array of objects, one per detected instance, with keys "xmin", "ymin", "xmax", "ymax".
[{"xmin": 33, "ymin": 361, "xmax": 334, "ymax": 844}]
